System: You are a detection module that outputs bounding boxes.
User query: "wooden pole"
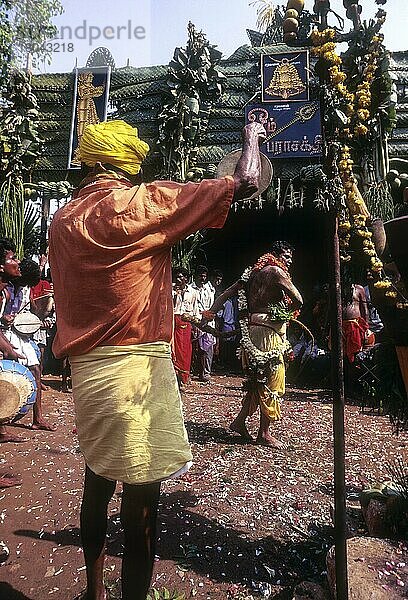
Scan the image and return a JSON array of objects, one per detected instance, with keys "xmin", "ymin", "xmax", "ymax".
[
  {"xmin": 328, "ymin": 211, "xmax": 348, "ymax": 599},
  {"xmin": 318, "ymin": 1, "xmax": 348, "ymax": 593}
]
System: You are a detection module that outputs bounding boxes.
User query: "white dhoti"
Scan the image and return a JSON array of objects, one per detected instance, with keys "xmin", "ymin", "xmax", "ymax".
[{"xmin": 2, "ymin": 329, "xmax": 39, "ymax": 367}]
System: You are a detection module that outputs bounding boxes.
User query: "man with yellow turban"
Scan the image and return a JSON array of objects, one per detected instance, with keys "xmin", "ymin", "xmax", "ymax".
[{"xmin": 49, "ymin": 118, "xmax": 265, "ymax": 600}]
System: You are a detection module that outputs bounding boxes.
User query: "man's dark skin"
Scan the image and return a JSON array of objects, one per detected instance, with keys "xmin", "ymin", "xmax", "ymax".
[
  {"xmin": 75, "ymin": 121, "xmax": 266, "ymax": 600},
  {"xmin": 203, "ymin": 247, "xmax": 302, "ymax": 448},
  {"xmin": 342, "ymin": 283, "xmax": 368, "ymax": 322}
]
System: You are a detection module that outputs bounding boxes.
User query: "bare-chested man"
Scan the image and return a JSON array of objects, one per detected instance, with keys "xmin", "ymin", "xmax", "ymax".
[
  {"xmin": 203, "ymin": 241, "xmax": 302, "ymax": 448},
  {"xmin": 341, "ymin": 281, "xmax": 370, "ymax": 363}
]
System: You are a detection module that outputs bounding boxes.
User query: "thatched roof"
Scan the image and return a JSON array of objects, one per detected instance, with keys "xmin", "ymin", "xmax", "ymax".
[
  {"xmin": 31, "ymin": 45, "xmax": 408, "ymax": 182},
  {"xmin": 389, "ymin": 51, "xmax": 408, "ymax": 159}
]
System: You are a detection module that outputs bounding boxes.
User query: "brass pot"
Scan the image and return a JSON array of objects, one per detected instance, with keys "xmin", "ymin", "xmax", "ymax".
[
  {"xmin": 287, "ymin": 0, "xmax": 304, "ymax": 12},
  {"xmin": 370, "ymin": 218, "xmax": 386, "ymax": 257},
  {"xmin": 384, "ymin": 215, "xmax": 408, "ymax": 290}
]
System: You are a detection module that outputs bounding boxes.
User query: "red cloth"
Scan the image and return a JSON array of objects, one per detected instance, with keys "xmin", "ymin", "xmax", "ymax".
[
  {"xmin": 49, "ymin": 174, "xmax": 234, "ymax": 358},
  {"xmin": 30, "ymin": 280, "xmax": 52, "ymax": 300},
  {"xmin": 342, "ymin": 317, "xmax": 369, "ymax": 363},
  {"xmin": 172, "ymin": 315, "xmax": 193, "ymax": 384}
]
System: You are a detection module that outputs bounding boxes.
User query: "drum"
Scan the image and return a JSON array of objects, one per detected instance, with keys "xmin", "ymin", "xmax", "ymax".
[
  {"xmin": 13, "ymin": 312, "xmax": 42, "ymax": 335},
  {"xmin": 0, "ymin": 360, "xmax": 37, "ymax": 423}
]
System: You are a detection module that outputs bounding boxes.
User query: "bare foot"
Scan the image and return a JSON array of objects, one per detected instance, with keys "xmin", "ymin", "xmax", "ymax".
[
  {"xmin": 229, "ymin": 421, "xmax": 253, "ymax": 442},
  {"xmin": 0, "ymin": 473, "xmax": 22, "ymax": 488},
  {"xmin": 31, "ymin": 420, "xmax": 56, "ymax": 431},
  {"xmin": 0, "ymin": 432, "xmax": 28, "ymax": 444},
  {"xmin": 41, "ymin": 382, "xmax": 50, "ymax": 391},
  {"xmin": 256, "ymin": 434, "xmax": 284, "ymax": 449}
]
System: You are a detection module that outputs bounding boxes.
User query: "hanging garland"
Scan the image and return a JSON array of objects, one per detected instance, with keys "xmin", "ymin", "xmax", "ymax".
[
  {"xmin": 237, "ymin": 257, "xmax": 294, "ymax": 382},
  {"xmin": 309, "ymin": 6, "xmax": 407, "ymax": 310}
]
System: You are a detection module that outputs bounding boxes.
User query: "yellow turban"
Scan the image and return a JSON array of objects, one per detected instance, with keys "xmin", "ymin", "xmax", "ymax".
[{"xmin": 78, "ymin": 120, "xmax": 150, "ymax": 175}]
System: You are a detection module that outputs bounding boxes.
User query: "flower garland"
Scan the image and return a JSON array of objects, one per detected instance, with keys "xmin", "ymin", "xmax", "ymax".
[
  {"xmin": 237, "ymin": 258, "xmax": 293, "ymax": 381},
  {"xmin": 310, "ymin": 10, "xmax": 407, "ymax": 310},
  {"xmin": 252, "ymin": 252, "xmax": 291, "ymax": 276},
  {"xmin": 310, "ymin": 15, "xmax": 392, "ymax": 287},
  {"xmin": 304, "ymin": 3, "xmax": 408, "ymax": 314}
]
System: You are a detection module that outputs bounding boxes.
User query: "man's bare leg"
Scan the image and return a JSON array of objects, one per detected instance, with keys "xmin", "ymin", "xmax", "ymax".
[
  {"xmin": 120, "ymin": 480, "xmax": 161, "ymax": 600},
  {"xmin": 61, "ymin": 358, "xmax": 71, "ymax": 393},
  {"xmin": 0, "ymin": 424, "xmax": 27, "ymax": 443},
  {"xmin": 39, "ymin": 346, "xmax": 50, "ymax": 390},
  {"xmin": 256, "ymin": 411, "xmax": 283, "ymax": 448},
  {"xmin": 31, "ymin": 366, "xmax": 56, "ymax": 430},
  {"xmin": 229, "ymin": 396, "xmax": 252, "ymax": 441},
  {"xmin": 80, "ymin": 466, "xmax": 116, "ymax": 600}
]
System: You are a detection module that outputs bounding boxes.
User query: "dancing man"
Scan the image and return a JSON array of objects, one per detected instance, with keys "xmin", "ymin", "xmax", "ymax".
[{"xmin": 203, "ymin": 241, "xmax": 302, "ymax": 448}]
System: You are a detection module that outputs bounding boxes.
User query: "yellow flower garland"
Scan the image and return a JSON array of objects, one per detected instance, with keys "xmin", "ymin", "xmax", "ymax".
[{"xmin": 310, "ymin": 23, "xmax": 385, "ymax": 279}]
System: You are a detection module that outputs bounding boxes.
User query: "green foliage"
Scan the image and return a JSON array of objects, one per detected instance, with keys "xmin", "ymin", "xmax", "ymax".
[
  {"xmin": 157, "ymin": 22, "xmax": 226, "ymax": 181},
  {"xmin": 0, "ymin": 1, "xmax": 12, "ymax": 89},
  {"xmin": 363, "ymin": 181, "xmax": 394, "ymax": 222},
  {"xmin": 0, "ymin": 175, "xmax": 25, "ymax": 257},
  {"xmin": 0, "ymin": 68, "xmax": 43, "ymax": 258},
  {"xmin": 7, "ymin": 0, "xmax": 64, "ymax": 66},
  {"xmin": 250, "ymin": 0, "xmax": 277, "ymax": 32},
  {"xmin": 23, "ymin": 202, "xmax": 41, "ymax": 257},
  {"xmin": 172, "ymin": 231, "xmax": 207, "ymax": 273},
  {"xmin": 147, "ymin": 587, "xmax": 185, "ymax": 600},
  {"xmin": 0, "ymin": 70, "xmax": 42, "ymax": 175}
]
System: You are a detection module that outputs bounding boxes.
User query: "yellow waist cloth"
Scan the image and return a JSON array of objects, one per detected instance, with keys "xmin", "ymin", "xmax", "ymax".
[
  {"xmin": 70, "ymin": 342, "xmax": 192, "ymax": 484},
  {"xmin": 242, "ymin": 324, "xmax": 286, "ymax": 422}
]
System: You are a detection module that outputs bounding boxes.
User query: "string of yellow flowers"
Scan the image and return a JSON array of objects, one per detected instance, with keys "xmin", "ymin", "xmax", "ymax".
[
  {"xmin": 353, "ymin": 33, "xmax": 384, "ymax": 137},
  {"xmin": 310, "ymin": 9, "xmax": 407, "ymax": 308},
  {"xmin": 310, "ymin": 25, "xmax": 385, "ymax": 279}
]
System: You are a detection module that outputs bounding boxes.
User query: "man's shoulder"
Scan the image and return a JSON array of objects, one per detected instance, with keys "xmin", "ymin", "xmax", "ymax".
[{"xmin": 254, "ymin": 264, "xmax": 287, "ymax": 278}]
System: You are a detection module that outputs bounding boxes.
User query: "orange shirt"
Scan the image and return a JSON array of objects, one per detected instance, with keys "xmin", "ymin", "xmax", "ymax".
[{"xmin": 49, "ymin": 174, "xmax": 234, "ymax": 358}]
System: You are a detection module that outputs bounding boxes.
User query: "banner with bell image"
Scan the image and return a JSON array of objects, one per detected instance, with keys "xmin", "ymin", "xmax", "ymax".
[
  {"xmin": 68, "ymin": 66, "xmax": 111, "ymax": 169},
  {"xmin": 261, "ymin": 50, "xmax": 309, "ymax": 103},
  {"xmin": 245, "ymin": 102, "xmax": 322, "ymax": 159}
]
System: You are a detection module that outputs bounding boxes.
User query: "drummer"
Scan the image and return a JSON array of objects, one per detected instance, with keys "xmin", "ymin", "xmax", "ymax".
[
  {"xmin": 0, "ymin": 238, "xmax": 26, "ymax": 486},
  {"xmin": 1, "ymin": 257, "xmax": 55, "ymax": 431}
]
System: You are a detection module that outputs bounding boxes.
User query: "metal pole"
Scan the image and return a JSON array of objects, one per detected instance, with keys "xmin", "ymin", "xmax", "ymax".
[{"xmin": 328, "ymin": 211, "xmax": 348, "ymax": 599}]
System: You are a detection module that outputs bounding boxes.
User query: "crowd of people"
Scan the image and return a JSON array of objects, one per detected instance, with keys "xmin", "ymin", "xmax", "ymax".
[{"xmin": 172, "ymin": 264, "xmax": 240, "ymax": 387}]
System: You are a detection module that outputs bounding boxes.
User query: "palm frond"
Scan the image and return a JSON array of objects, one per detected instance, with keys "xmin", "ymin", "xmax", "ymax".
[
  {"xmin": 250, "ymin": 0, "xmax": 277, "ymax": 32},
  {"xmin": 23, "ymin": 201, "xmax": 41, "ymax": 257}
]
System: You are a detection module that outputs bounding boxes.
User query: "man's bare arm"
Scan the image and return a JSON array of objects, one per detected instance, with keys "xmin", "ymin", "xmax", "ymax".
[
  {"xmin": 0, "ymin": 331, "xmax": 24, "ymax": 360},
  {"xmin": 201, "ymin": 280, "xmax": 243, "ymax": 322},
  {"xmin": 232, "ymin": 123, "xmax": 266, "ymax": 201}
]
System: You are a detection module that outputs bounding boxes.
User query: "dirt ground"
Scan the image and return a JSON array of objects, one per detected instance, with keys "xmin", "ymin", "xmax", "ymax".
[{"xmin": 1, "ymin": 374, "xmax": 407, "ymax": 600}]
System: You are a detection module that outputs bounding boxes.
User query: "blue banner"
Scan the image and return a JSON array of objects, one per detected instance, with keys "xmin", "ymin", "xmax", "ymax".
[
  {"xmin": 68, "ymin": 66, "xmax": 111, "ymax": 169},
  {"xmin": 245, "ymin": 102, "xmax": 323, "ymax": 159}
]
